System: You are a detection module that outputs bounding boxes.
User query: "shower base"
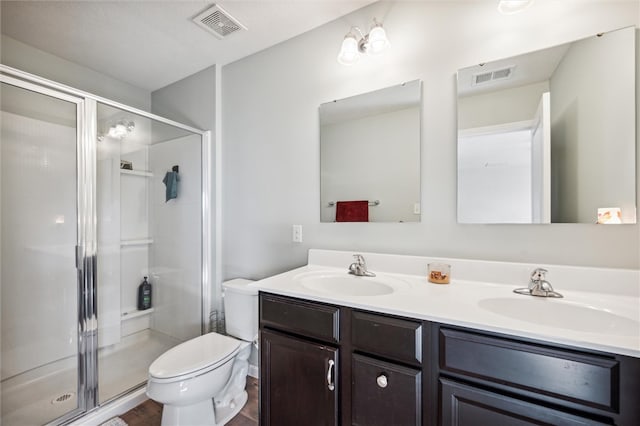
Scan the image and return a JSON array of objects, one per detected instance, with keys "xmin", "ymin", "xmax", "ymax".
[{"xmin": 1, "ymin": 329, "xmax": 177, "ymax": 426}]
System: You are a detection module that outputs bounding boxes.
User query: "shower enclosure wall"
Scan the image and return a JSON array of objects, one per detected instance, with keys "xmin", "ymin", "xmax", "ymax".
[{"xmin": 0, "ymin": 66, "xmax": 212, "ymax": 425}]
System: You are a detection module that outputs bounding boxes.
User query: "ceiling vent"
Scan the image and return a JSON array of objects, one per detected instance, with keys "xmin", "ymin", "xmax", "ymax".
[
  {"xmin": 193, "ymin": 4, "xmax": 247, "ymax": 39},
  {"xmin": 472, "ymin": 65, "xmax": 515, "ymax": 86}
]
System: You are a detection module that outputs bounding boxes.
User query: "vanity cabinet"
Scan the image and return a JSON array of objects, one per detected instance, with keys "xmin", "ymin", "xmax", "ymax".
[
  {"xmin": 259, "ymin": 293, "xmax": 422, "ymax": 426},
  {"xmin": 260, "ymin": 330, "xmax": 338, "ymax": 426},
  {"xmin": 434, "ymin": 325, "xmax": 640, "ymax": 426},
  {"xmin": 259, "ymin": 294, "xmax": 340, "ymax": 426},
  {"xmin": 260, "ymin": 293, "xmax": 640, "ymax": 426},
  {"xmin": 350, "ymin": 310, "xmax": 423, "ymax": 425}
]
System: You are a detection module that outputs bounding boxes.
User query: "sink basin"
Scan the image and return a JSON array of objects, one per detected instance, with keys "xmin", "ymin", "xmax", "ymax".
[
  {"xmin": 293, "ymin": 271, "xmax": 410, "ymax": 296},
  {"xmin": 478, "ymin": 297, "xmax": 639, "ymax": 336}
]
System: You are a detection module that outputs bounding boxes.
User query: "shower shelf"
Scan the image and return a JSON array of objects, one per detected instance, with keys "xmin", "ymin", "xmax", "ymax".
[
  {"xmin": 120, "ymin": 169, "xmax": 153, "ymax": 177},
  {"xmin": 121, "ymin": 308, "xmax": 155, "ymax": 320},
  {"xmin": 120, "ymin": 238, "xmax": 154, "ymax": 247}
]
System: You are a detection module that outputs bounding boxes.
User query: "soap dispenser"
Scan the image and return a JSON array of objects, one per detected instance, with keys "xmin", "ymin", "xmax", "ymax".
[{"xmin": 137, "ymin": 276, "xmax": 152, "ymax": 310}]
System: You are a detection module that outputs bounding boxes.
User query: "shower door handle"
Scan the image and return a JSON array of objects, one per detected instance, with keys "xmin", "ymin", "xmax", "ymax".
[{"xmin": 75, "ymin": 245, "xmax": 82, "ymax": 270}]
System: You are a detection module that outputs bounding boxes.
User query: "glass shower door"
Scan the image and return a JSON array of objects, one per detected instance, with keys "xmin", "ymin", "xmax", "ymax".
[
  {"xmin": 96, "ymin": 102, "xmax": 204, "ymax": 403},
  {"xmin": 0, "ymin": 81, "xmax": 85, "ymax": 425},
  {"xmin": 1, "ymin": 68, "xmax": 208, "ymax": 424}
]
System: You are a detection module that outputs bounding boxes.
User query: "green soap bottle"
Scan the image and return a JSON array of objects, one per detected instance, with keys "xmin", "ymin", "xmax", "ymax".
[{"xmin": 137, "ymin": 276, "xmax": 152, "ymax": 310}]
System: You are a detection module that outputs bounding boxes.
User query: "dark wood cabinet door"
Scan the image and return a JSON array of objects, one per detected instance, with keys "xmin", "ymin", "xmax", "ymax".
[
  {"xmin": 440, "ymin": 378, "xmax": 608, "ymax": 426},
  {"xmin": 352, "ymin": 354, "xmax": 422, "ymax": 426},
  {"xmin": 260, "ymin": 329, "xmax": 339, "ymax": 426}
]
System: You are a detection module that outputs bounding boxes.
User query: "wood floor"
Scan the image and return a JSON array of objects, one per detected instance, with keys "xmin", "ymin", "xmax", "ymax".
[{"xmin": 119, "ymin": 377, "xmax": 258, "ymax": 426}]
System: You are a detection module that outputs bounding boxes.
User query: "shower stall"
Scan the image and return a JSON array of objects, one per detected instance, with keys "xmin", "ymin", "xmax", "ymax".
[{"xmin": 0, "ymin": 66, "xmax": 212, "ymax": 425}]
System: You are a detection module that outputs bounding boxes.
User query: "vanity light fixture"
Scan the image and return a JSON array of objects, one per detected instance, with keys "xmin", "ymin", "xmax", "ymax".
[
  {"xmin": 337, "ymin": 18, "xmax": 389, "ymax": 66},
  {"xmin": 497, "ymin": 0, "xmax": 534, "ymax": 15}
]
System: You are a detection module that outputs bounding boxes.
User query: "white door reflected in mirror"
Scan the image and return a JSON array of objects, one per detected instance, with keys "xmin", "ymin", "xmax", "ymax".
[{"xmin": 458, "ymin": 93, "xmax": 550, "ymax": 224}]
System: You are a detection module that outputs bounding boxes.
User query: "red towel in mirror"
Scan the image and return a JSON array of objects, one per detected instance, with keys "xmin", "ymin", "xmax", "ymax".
[{"xmin": 336, "ymin": 200, "xmax": 369, "ymax": 222}]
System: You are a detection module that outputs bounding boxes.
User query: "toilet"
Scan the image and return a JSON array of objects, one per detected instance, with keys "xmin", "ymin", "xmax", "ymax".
[{"xmin": 146, "ymin": 279, "xmax": 258, "ymax": 426}]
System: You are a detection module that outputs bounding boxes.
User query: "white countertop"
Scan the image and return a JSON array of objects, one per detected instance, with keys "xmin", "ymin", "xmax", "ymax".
[{"xmin": 251, "ymin": 250, "xmax": 640, "ymax": 358}]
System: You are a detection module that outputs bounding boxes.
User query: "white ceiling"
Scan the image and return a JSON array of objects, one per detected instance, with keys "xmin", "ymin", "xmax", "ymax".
[
  {"xmin": 457, "ymin": 42, "xmax": 571, "ymax": 97},
  {"xmin": 0, "ymin": 0, "xmax": 376, "ymax": 92}
]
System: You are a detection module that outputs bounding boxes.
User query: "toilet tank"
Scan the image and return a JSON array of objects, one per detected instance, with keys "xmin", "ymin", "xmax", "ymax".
[{"xmin": 222, "ymin": 278, "xmax": 258, "ymax": 342}]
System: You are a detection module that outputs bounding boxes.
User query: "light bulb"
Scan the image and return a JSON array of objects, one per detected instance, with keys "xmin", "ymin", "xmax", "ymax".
[
  {"xmin": 337, "ymin": 33, "xmax": 360, "ymax": 65},
  {"xmin": 108, "ymin": 124, "xmax": 126, "ymax": 139},
  {"xmin": 367, "ymin": 22, "xmax": 389, "ymax": 55},
  {"xmin": 107, "ymin": 121, "xmax": 134, "ymax": 139}
]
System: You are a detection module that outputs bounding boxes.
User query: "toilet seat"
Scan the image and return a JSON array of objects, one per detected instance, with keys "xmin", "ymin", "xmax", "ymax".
[{"xmin": 148, "ymin": 333, "xmax": 241, "ymax": 383}]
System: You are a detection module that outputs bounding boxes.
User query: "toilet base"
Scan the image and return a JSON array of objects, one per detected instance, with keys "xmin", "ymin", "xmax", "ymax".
[
  {"xmin": 161, "ymin": 398, "xmax": 215, "ymax": 426},
  {"xmin": 160, "ymin": 390, "xmax": 248, "ymax": 426},
  {"xmin": 215, "ymin": 390, "xmax": 248, "ymax": 425}
]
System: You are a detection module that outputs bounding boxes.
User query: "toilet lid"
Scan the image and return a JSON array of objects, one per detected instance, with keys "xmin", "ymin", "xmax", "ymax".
[{"xmin": 149, "ymin": 333, "xmax": 241, "ymax": 380}]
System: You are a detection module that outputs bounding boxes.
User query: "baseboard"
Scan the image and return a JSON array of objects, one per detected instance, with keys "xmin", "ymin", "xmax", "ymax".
[{"xmin": 67, "ymin": 387, "xmax": 147, "ymax": 426}]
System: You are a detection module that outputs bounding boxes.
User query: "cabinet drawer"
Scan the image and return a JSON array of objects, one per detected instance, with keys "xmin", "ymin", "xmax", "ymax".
[
  {"xmin": 352, "ymin": 311, "xmax": 422, "ymax": 365},
  {"xmin": 439, "ymin": 328, "xmax": 619, "ymax": 412},
  {"xmin": 352, "ymin": 354, "xmax": 421, "ymax": 426},
  {"xmin": 440, "ymin": 378, "xmax": 608, "ymax": 426},
  {"xmin": 260, "ymin": 293, "xmax": 339, "ymax": 343}
]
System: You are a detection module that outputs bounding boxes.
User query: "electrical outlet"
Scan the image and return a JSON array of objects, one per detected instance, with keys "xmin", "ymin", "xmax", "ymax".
[
  {"xmin": 292, "ymin": 224, "xmax": 303, "ymax": 243},
  {"xmin": 413, "ymin": 203, "xmax": 421, "ymax": 215}
]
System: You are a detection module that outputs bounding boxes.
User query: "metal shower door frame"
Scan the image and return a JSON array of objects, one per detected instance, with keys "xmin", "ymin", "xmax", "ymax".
[{"xmin": 0, "ymin": 72, "xmax": 98, "ymax": 424}]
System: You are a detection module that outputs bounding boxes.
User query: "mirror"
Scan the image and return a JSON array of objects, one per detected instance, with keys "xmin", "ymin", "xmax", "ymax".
[
  {"xmin": 320, "ymin": 80, "xmax": 421, "ymax": 223},
  {"xmin": 457, "ymin": 26, "xmax": 636, "ymax": 224}
]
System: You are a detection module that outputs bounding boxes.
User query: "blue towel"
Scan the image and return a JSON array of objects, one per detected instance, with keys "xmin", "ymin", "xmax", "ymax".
[{"xmin": 162, "ymin": 171, "xmax": 180, "ymax": 202}]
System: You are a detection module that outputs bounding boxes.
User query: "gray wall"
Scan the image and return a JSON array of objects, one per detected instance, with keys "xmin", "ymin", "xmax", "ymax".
[
  {"xmin": 1, "ymin": 35, "xmax": 150, "ymax": 110},
  {"xmin": 550, "ymin": 27, "xmax": 636, "ymax": 223},
  {"xmin": 151, "ymin": 65, "xmax": 216, "ymax": 131},
  {"xmin": 150, "ymin": 65, "xmax": 219, "ymax": 310},
  {"xmin": 221, "ymin": 1, "xmax": 640, "ymax": 281}
]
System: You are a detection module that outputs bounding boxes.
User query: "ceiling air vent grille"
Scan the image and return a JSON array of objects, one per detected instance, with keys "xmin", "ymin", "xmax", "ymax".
[
  {"xmin": 474, "ymin": 72, "xmax": 493, "ymax": 84},
  {"xmin": 193, "ymin": 4, "xmax": 247, "ymax": 39},
  {"xmin": 472, "ymin": 65, "xmax": 515, "ymax": 86}
]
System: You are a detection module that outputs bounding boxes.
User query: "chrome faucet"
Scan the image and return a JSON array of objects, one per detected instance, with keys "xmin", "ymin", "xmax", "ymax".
[
  {"xmin": 348, "ymin": 254, "xmax": 376, "ymax": 277},
  {"xmin": 514, "ymin": 268, "xmax": 563, "ymax": 298}
]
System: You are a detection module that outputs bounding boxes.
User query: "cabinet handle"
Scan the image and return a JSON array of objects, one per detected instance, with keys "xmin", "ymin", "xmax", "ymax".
[
  {"xmin": 327, "ymin": 359, "xmax": 335, "ymax": 391},
  {"xmin": 377, "ymin": 374, "xmax": 388, "ymax": 388}
]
